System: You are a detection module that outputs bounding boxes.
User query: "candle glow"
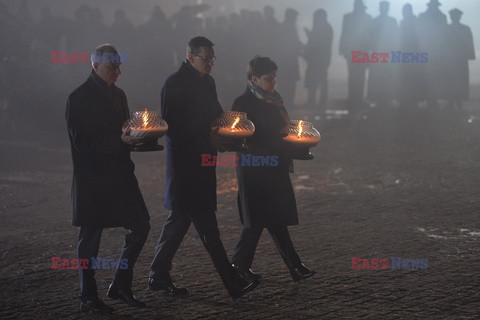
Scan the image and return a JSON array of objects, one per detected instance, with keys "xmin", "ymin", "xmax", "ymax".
[{"xmin": 231, "ymin": 117, "xmax": 240, "ymax": 131}]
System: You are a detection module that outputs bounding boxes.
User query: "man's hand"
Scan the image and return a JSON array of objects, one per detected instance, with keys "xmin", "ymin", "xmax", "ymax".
[{"xmin": 121, "ymin": 127, "xmax": 147, "ymax": 145}]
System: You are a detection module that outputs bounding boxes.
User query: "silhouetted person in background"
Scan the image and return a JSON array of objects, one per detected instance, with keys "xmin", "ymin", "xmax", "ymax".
[
  {"xmin": 418, "ymin": 0, "xmax": 448, "ymax": 108},
  {"xmin": 110, "ymin": 9, "xmax": 135, "ymax": 48},
  {"xmin": 367, "ymin": 1, "xmax": 397, "ymax": 107},
  {"xmin": 136, "ymin": 6, "xmax": 174, "ymax": 106},
  {"xmin": 398, "ymin": 3, "xmax": 426, "ymax": 107},
  {"xmin": 276, "ymin": 8, "xmax": 304, "ymax": 112},
  {"xmin": 446, "ymin": 8, "xmax": 475, "ymax": 109},
  {"xmin": 304, "ymin": 9, "xmax": 332, "ymax": 115},
  {"xmin": 262, "ymin": 5, "xmax": 281, "ymax": 58},
  {"xmin": 339, "ymin": 0, "xmax": 372, "ymax": 110}
]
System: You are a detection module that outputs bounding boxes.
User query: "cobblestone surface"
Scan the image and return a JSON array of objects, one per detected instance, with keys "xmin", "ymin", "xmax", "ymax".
[{"xmin": 1, "ymin": 105, "xmax": 479, "ymax": 319}]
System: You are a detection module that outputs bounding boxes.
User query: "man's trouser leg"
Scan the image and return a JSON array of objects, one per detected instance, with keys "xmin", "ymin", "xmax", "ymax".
[
  {"xmin": 78, "ymin": 227, "xmax": 102, "ymax": 301},
  {"xmin": 113, "ymin": 220, "xmax": 150, "ymax": 289},
  {"xmin": 190, "ymin": 211, "xmax": 240, "ymax": 289},
  {"xmin": 231, "ymin": 225, "xmax": 263, "ymax": 270},
  {"xmin": 149, "ymin": 210, "xmax": 191, "ymax": 279}
]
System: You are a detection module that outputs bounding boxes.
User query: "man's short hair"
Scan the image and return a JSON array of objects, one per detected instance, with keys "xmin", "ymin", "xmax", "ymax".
[
  {"xmin": 91, "ymin": 44, "xmax": 120, "ymax": 65},
  {"xmin": 247, "ymin": 56, "xmax": 278, "ymax": 80},
  {"xmin": 187, "ymin": 36, "xmax": 214, "ymax": 56}
]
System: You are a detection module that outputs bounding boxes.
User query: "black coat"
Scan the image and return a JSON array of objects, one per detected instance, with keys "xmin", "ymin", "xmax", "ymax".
[
  {"xmin": 161, "ymin": 61, "xmax": 222, "ymax": 214},
  {"xmin": 232, "ymin": 88, "xmax": 298, "ymax": 228},
  {"xmin": 66, "ymin": 70, "xmax": 149, "ymax": 228}
]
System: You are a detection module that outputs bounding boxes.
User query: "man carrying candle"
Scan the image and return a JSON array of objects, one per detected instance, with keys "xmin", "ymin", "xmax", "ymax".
[
  {"xmin": 148, "ymin": 36, "xmax": 259, "ymax": 300},
  {"xmin": 66, "ymin": 44, "xmax": 150, "ymax": 313}
]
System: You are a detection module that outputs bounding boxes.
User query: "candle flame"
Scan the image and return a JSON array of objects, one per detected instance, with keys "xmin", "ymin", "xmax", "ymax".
[
  {"xmin": 142, "ymin": 108, "xmax": 148, "ymax": 128},
  {"xmin": 297, "ymin": 120, "xmax": 303, "ymax": 138},
  {"xmin": 231, "ymin": 117, "xmax": 240, "ymax": 131}
]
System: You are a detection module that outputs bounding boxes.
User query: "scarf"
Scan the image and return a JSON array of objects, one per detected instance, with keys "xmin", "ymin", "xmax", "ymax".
[
  {"xmin": 248, "ymin": 81, "xmax": 294, "ymax": 172},
  {"xmin": 248, "ymin": 81, "xmax": 291, "ymax": 129}
]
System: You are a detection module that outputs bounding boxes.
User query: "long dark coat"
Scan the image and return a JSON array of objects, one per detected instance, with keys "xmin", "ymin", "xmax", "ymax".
[
  {"xmin": 446, "ymin": 22, "xmax": 475, "ymax": 101},
  {"xmin": 232, "ymin": 88, "xmax": 298, "ymax": 228},
  {"xmin": 161, "ymin": 61, "xmax": 222, "ymax": 214},
  {"xmin": 65, "ymin": 70, "xmax": 149, "ymax": 228}
]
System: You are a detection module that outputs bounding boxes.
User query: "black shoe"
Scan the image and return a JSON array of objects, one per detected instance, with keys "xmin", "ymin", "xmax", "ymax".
[
  {"xmin": 107, "ymin": 283, "xmax": 146, "ymax": 308},
  {"xmin": 232, "ymin": 264, "xmax": 261, "ymax": 282},
  {"xmin": 80, "ymin": 297, "xmax": 114, "ymax": 314},
  {"xmin": 290, "ymin": 263, "xmax": 316, "ymax": 282},
  {"xmin": 148, "ymin": 273, "xmax": 188, "ymax": 296},
  {"xmin": 228, "ymin": 277, "xmax": 260, "ymax": 300}
]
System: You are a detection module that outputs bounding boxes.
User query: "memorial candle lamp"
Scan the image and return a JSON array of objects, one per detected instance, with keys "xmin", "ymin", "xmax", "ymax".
[
  {"xmin": 211, "ymin": 111, "xmax": 255, "ymax": 151},
  {"xmin": 282, "ymin": 120, "xmax": 321, "ymax": 160},
  {"xmin": 123, "ymin": 108, "xmax": 168, "ymax": 152}
]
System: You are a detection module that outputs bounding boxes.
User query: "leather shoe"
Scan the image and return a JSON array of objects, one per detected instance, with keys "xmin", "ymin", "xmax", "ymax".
[
  {"xmin": 290, "ymin": 263, "xmax": 316, "ymax": 282},
  {"xmin": 232, "ymin": 264, "xmax": 261, "ymax": 282},
  {"xmin": 148, "ymin": 273, "xmax": 188, "ymax": 296},
  {"xmin": 80, "ymin": 297, "xmax": 114, "ymax": 314},
  {"xmin": 107, "ymin": 283, "xmax": 146, "ymax": 308},
  {"xmin": 228, "ymin": 277, "xmax": 260, "ymax": 300}
]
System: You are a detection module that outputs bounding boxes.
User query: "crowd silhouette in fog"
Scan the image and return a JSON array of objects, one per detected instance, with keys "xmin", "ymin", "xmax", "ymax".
[{"xmin": 0, "ymin": 0, "xmax": 475, "ymax": 138}]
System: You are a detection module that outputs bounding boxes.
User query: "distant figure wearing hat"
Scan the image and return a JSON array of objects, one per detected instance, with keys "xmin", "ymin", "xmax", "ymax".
[
  {"xmin": 446, "ymin": 8, "xmax": 475, "ymax": 109},
  {"xmin": 418, "ymin": 0, "xmax": 448, "ymax": 108},
  {"xmin": 339, "ymin": 0, "xmax": 372, "ymax": 110}
]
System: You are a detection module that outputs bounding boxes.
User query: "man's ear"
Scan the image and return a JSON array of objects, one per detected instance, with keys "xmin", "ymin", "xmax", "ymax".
[
  {"xmin": 251, "ymin": 75, "xmax": 259, "ymax": 85},
  {"xmin": 186, "ymin": 53, "xmax": 194, "ymax": 64},
  {"xmin": 93, "ymin": 62, "xmax": 99, "ymax": 71}
]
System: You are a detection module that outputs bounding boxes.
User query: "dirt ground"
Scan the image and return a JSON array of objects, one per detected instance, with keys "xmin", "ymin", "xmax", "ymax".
[{"xmin": 1, "ymin": 101, "xmax": 480, "ymax": 319}]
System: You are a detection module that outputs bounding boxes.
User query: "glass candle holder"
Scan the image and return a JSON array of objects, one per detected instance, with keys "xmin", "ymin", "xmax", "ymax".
[
  {"xmin": 123, "ymin": 108, "xmax": 168, "ymax": 152},
  {"xmin": 282, "ymin": 120, "xmax": 321, "ymax": 160}
]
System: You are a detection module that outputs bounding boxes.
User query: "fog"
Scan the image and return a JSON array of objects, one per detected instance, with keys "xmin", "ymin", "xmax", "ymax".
[{"xmin": 1, "ymin": 0, "xmax": 479, "ymax": 139}]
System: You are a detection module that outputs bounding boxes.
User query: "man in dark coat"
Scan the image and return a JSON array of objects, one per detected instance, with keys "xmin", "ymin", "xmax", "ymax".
[
  {"xmin": 304, "ymin": 8, "xmax": 333, "ymax": 114},
  {"xmin": 148, "ymin": 36, "xmax": 259, "ymax": 300},
  {"xmin": 66, "ymin": 44, "xmax": 150, "ymax": 313},
  {"xmin": 367, "ymin": 1, "xmax": 398, "ymax": 106},
  {"xmin": 339, "ymin": 0, "xmax": 372, "ymax": 110},
  {"xmin": 418, "ymin": 0, "xmax": 449, "ymax": 107},
  {"xmin": 446, "ymin": 8, "xmax": 475, "ymax": 108}
]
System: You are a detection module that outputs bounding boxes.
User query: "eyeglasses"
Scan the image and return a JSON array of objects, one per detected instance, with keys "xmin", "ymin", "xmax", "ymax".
[{"xmin": 194, "ymin": 55, "xmax": 216, "ymax": 64}]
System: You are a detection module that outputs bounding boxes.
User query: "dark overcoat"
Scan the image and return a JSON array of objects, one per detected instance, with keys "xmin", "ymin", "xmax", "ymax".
[
  {"xmin": 232, "ymin": 88, "xmax": 298, "ymax": 228},
  {"xmin": 66, "ymin": 70, "xmax": 149, "ymax": 228},
  {"xmin": 161, "ymin": 61, "xmax": 222, "ymax": 214}
]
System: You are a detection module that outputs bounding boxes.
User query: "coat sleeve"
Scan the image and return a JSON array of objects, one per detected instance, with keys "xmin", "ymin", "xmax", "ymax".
[{"xmin": 66, "ymin": 90, "xmax": 129, "ymax": 155}]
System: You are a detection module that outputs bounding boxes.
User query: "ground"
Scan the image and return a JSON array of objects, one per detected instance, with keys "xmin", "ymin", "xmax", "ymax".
[{"xmin": 1, "ymin": 102, "xmax": 479, "ymax": 319}]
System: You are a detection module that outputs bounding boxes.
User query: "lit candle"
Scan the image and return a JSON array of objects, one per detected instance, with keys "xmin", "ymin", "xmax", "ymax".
[
  {"xmin": 282, "ymin": 120, "xmax": 321, "ymax": 147},
  {"xmin": 217, "ymin": 116, "xmax": 253, "ymax": 137},
  {"xmin": 127, "ymin": 108, "xmax": 168, "ymax": 137}
]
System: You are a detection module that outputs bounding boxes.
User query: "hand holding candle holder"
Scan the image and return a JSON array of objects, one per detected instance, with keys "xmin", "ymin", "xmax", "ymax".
[
  {"xmin": 123, "ymin": 108, "xmax": 168, "ymax": 152},
  {"xmin": 282, "ymin": 120, "xmax": 321, "ymax": 160},
  {"xmin": 210, "ymin": 111, "xmax": 255, "ymax": 152}
]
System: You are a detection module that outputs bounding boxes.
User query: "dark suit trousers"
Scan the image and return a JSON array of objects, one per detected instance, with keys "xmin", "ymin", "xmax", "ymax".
[
  {"xmin": 149, "ymin": 210, "xmax": 239, "ymax": 289},
  {"xmin": 77, "ymin": 221, "xmax": 150, "ymax": 300},
  {"xmin": 232, "ymin": 225, "xmax": 302, "ymax": 270}
]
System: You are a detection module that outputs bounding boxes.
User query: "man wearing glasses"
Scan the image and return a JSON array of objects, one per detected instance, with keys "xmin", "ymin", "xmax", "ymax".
[
  {"xmin": 148, "ymin": 36, "xmax": 259, "ymax": 300},
  {"xmin": 66, "ymin": 44, "xmax": 150, "ymax": 313}
]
